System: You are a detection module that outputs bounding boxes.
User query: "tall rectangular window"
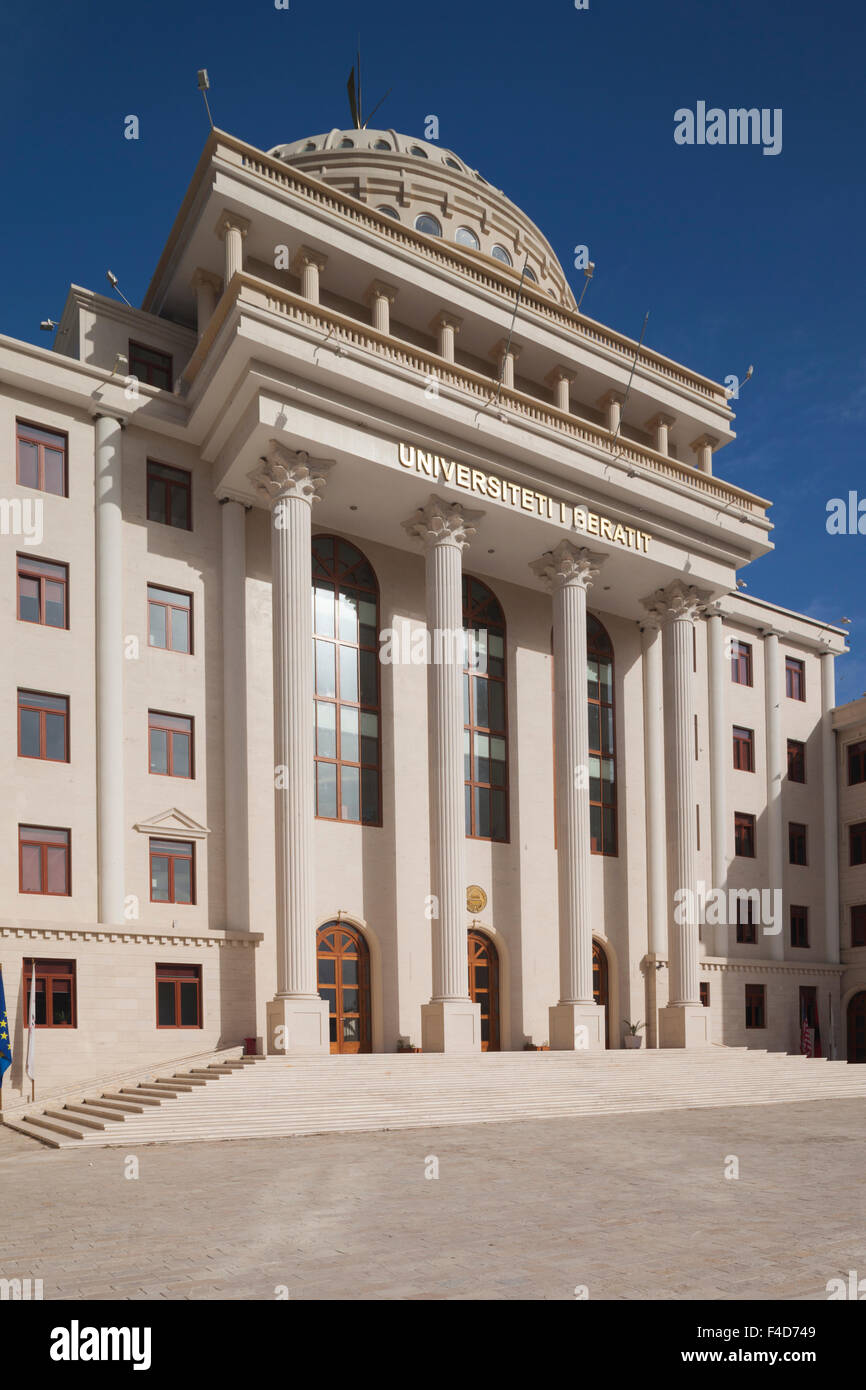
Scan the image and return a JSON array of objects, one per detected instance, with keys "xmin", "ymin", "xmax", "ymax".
[
  {"xmin": 155, "ymin": 963, "xmax": 201, "ymax": 1028},
  {"xmin": 147, "ymin": 585, "xmax": 192, "ymax": 653},
  {"xmin": 23, "ymin": 959, "xmax": 76, "ymax": 1028},
  {"xmin": 733, "ymin": 726, "xmax": 754, "ymax": 771},
  {"xmin": 789, "ymin": 822, "xmax": 808, "ymax": 865},
  {"xmin": 848, "ymin": 740, "xmax": 866, "ymax": 786},
  {"xmin": 731, "ymin": 640, "xmax": 752, "ymax": 685},
  {"xmin": 19, "ymin": 825, "xmax": 71, "ymax": 895},
  {"xmin": 734, "ymin": 811, "xmax": 756, "ymax": 858},
  {"xmin": 790, "ymin": 905, "xmax": 809, "ymax": 948},
  {"xmin": 785, "ymin": 656, "xmax": 805, "ymax": 701},
  {"xmin": 736, "ymin": 897, "xmax": 757, "ymax": 944},
  {"xmin": 745, "ymin": 984, "xmax": 766, "ymax": 1029},
  {"xmin": 699, "ymin": 982, "xmax": 710, "ymax": 1007},
  {"xmin": 129, "ymin": 341, "xmax": 172, "ymax": 390},
  {"xmin": 17, "ymin": 555, "xmax": 68, "ymax": 628},
  {"xmin": 148, "ymin": 711, "xmax": 193, "ymax": 778},
  {"xmin": 16, "ymin": 421, "xmax": 67, "ymax": 496},
  {"xmin": 147, "ymin": 461, "xmax": 191, "ymax": 530},
  {"xmin": 850, "ymin": 822, "xmax": 866, "ymax": 867},
  {"xmin": 851, "ymin": 905, "xmax": 866, "ymax": 947},
  {"xmin": 18, "ymin": 690, "xmax": 69, "ymax": 761},
  {"xmin": 787, "ymin": 739, "xmax": 806, "ymax": 783},
  {"xmin": 150, "ymin": 838, "xmax": 195, "ymax": 903}
]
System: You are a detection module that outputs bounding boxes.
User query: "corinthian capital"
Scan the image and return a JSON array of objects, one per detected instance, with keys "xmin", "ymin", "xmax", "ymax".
[
  {"xmin": 248, "ymin": 441, "xmax": 334, "ymax": 507},
  {"xmin": 530, "ymin": 540, "xmax": 604, "ymax": 593},
  {"xmin": 402, "ymin": 494, "xmax": 483, "ymax": 551},
  {"xmin": 641, "ymin": 580, "xmax": 711, "ymax": 626}
]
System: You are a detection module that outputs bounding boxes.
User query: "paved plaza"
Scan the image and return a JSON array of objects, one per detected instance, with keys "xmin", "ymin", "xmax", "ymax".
[{"xmin": 1, "ymin": 1098, "xmax": 864, "ymax": 1300}]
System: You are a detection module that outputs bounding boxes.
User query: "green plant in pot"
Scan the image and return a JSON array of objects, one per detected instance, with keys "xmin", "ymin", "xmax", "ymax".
[{"xmin": 623, "ymin": 1020, "xmax": 645, "ymax": 1049}]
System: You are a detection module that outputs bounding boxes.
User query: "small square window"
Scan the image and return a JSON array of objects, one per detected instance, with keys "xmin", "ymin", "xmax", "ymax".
[
  {"xmin": 18, "ymin": 690, "xmax": 69, "ymax": 761},
  {"xmin": 16, "ymin": 421, "xmax": 67, "ymax": 496},
  {"xmin": 19, "ymin": 825, "xmax": 71, "ymax": 896},
  {"xmin": 129, "ymin": 341, "xmax": 173, "ymax": 391},
  {"xmin": 147, "ymin": 585, "xmax": 192, "ymax": 653},
  {"xmin": 155, "ymin": 963, "xmax": 201, "ymax": 1028},
  {"xmin": 23, "ymin": 959, "xmax": 76, "ymax": 1027}
]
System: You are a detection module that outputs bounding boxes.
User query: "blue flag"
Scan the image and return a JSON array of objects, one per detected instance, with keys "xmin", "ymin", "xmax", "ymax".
[{"xmin": 0, "ymin": 969, "xmax": 12, "ymax": 1086}]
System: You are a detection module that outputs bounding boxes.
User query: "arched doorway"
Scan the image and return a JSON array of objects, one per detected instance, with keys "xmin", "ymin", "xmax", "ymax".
[
  {"xmin": 593, "ymin": 940, "xmax": 610, "ymax": 1047},
  {"xmin": 847, "ymin": 992, "xmax": 866, "ymax": 1063},
  {"xmin": 468, "ymin": 929, "xmax": 500, "ymax": 1051},
  {"xmin": 317, "ymin": 922, "xmax": 372, "ymax": 1054}
]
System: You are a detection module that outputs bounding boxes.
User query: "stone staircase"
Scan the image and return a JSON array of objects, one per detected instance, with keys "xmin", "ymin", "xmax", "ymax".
[{"xmin": 6, "ymin": 1047, "xmax": 866, "ymax": 1149}]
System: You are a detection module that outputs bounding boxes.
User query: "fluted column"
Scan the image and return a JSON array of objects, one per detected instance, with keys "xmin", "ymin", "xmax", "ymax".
[
  {"xmin": 641, "ymin": 619, "xmax": 667, "ymax": 961},
  {"xmin": 220, "ymin": 498, "xmax": 249, "ymax": 930},
  {"xmin": 599, "ymin": 391, "xmax": 625, "ymax": 435},
  {"xmin": 707, "ymin": 609, "xmax": 729, "ymax": 958},
  {"xmin": 646, "ymin": 412, "xmax": 676, "ymax": 456},
  {"xmin": 643, "ymin": 581, "xmax": 711, "ymax": 1046},
  {"xmin": 763, "ymin": 630, "xmax": 785, "ymax": 961},
  {"xmin": 531, "ymin": 541, "xmax": 607, "ymax": 1050},
  {"xmin": 94, "ymin": 413, "xmax": 125, "ymax": 925},
  {"xmin": 690, "ymin": 434, "xmax": 719, "ymax": 475},
  {"xmin": 490, "ymin": 339, "xmax": 520, "ymax": 389},
  {"xmin": 545, "ymin": 366, "xmax": 576, "ymax": 413},
  {"xmin": 430, "ymin": 311, "xmax": 462, "ymax": 362},
  {"xmin": 293, "ymin": 247, "xmax": 327, "ymax": 303},
  {"xmin": 214, "ymin": 211, "xmax": 250, "ymax": 284},
  {"xmin": 403, "ymin": 496, "xmax": 482, "ymax": 1052},
  {"xmin": 251, "ymin": 443, "xmax": 333, "ymax": 1054},
  {"xmin": 366, "ymin": 279, "xmax": 397, "ymax": 335}
]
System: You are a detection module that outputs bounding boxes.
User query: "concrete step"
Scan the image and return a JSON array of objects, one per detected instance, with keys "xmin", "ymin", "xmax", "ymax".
[
  {"xmin": 44, "ymin": 1107, "xmax": 106, "ymax": 1132},
  {"xmin": 1, "ymin": 1115, "xmax": 70, "ymax": 1148},
  {"xmin": 65, "ymin": 1101, "xmax": 124, "ymax": 1124},
  {"xmin": 25, "ymin": 1112, "xmax": 88, "ymax": 1141}
]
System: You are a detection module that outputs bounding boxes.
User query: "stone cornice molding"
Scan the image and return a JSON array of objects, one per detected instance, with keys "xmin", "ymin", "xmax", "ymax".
[
  {"xmin": 214, "ymin": 210, "xmax": 251, "ymax": 241},
  {"xmin": 0, "ymin": 923, "xmax": 262, "ymax": 946},
  {"xmin": 402, "ymin": 494, "xmax": 483, "ymax": 551},
  {"xmin": 529, "ymin": 539, "xmax": 604, "ymax": 593},
  {"xmin": 642, "ymin": 580, "xmax": 712, "ymax": 626},
  {"xmin": 249, "ymin": 442, "xmax": 334, "ymax": 507},
  {"xmin": 132, "ymin": 808, "xmax": 211, "ymax": 840}
]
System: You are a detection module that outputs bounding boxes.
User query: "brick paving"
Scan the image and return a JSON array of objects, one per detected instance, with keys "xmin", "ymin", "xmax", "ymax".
[{"xmin": 2, "ymin": 1098, "xmax": 865, "ymax": 1300}]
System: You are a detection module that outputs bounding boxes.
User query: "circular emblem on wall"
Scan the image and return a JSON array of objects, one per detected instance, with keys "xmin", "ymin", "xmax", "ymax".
[{"xmin": 466, "ymin": 884, "xmax": 487, "ymax": 915}]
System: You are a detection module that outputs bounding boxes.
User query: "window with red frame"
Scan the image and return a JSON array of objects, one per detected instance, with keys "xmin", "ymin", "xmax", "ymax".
[
  {"xmin": 735, "ymin": 896, "xmax": 758, "ymax": 943},
  {"xmin": 851, "ymin": 822, "xmax": 866, "ymax": 867},
  {"xmin": 587, "ymin": 615, "xmax": 617, "ymax": 856},
  {"xmin": 148, "ymin": 711, "xmax": 193, "ymax": 778},
  {"xmin": 734, "ymin": 811, "xmax": 756, "ymax": 857},
  {"xmin": 848, "ymin": 740, "xmax": 866, "ymax": 786},
  {"xmin": 147, "ymin": 461, "xmax": 191, "ymax": 530},
  {"xmin": 733, "ymin": 726, "xmax": 754, "ymax": 771},
  {"xmin": 18, "ymin": 690, "xmax": 69, "ymax": 761},
  {"xmin": 22, "ymin": 959, "xmax": 76, "ymax": 1028},
  {"xmin": 16, "ymin": 421, "xmax": 67, "ymax": 496},
  {"xmin": 789, "ymin": 822, "xmax": 808, "ymax": 865},
  {"xmin": 463, "ymin": 575, "xmax": 508, "ymax": 843},
  {"xmin": 731, "ymin": 640, "xmax": 752, "ymax": 685},
  {"xmin": 147, "ymin": 585, "xmax": 192, "ymax": 653},
  {"xmin": 155, "ymin": 963, "xmax": 201, "ymax": 1028},
  {"xmin": 150, "ymin": 838, "xmax": 195, "ymax": 904},
  {"xmin": 786, "ymin": 656, "xmax": 805, "ymax": 700},
  {"xmin": 787, "ymin": 739, "xmax": 806, "ymax": 783},
  {"xmin": 129, "ymin": 341, "xmax": 172, "ymax": 390},
  {"xmin": 700, "ymin": 982, "xmax": 710, "ymax": 1007},
  {"xmin": 19, "ymin": 825, "xmax": 70, "ymax": 895},
  {"xmin": 745, "ymin": 984, "xmax": 766, "ymax": 1029},
  {"xmin": 17, "ymin": 555, "xmax": 68, "ymax": 628},
  {"xmin": 790, "ymin": 905, "xmax": 809, "ymax": 948}
]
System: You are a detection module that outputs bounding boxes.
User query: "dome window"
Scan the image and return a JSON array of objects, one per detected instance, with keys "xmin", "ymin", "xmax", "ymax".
[
  {"xmin": 410, "ymin": 145, "xmax": 429, "ymax": 158},
  {"xmin": 303, "ymin": 141, "xmax": 317, "ymax": 151},
  {"xmin": 455, "ymin": 226, "xmax": 480, "ymax": 250},
  {"xmin": 414, "ymin": 213, "xmax": 442, "ymax": 237},
  {"xmin": 373, "ymin": 140, "xmax": 392, "ymax": 150},
  {"xmin": 338, "ymin": 138, "xmax": 355, "ymax": 149},
  {"xmin": 444, "ymin": 157, "xmax": 461, "ymax": 169},
  {"xmin": 523, "ymin": 265, "xmax": 537, "ymax": 282},
  {"xmin": 491, "ymin": 244, "xmax": 513, "ymax": 266},
  {"xmin": 377, "ymin": 205, "xmax": 400, "ymax": 220}
]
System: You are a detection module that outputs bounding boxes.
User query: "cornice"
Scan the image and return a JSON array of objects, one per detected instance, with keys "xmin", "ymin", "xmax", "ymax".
[{"xmin": 0, "ymin": 923, "xmax": 262, "ymax": 947}]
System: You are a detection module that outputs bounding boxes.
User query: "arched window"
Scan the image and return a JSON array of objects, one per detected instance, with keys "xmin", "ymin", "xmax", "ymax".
[
  {"xmin": 312, "ymin": 536, "xmax": 381, "ymax": 825},
  {"xmin": 587, "ymin": 615, "xmax": 616, "ymax": 855},
  {"xmin": 463, "ymin": 576, "xmax": 508, "ymax": 841}
]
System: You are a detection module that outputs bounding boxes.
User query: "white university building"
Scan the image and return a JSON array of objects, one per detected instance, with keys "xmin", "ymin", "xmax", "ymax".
[{"xmin": 3, "ymin": 121, "xmax": 866, "ymax": 1103}]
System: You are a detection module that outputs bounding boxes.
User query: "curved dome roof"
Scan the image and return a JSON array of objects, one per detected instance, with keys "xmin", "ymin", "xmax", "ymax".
[{"xmin": 268, "ymin": 129, "xmax": 576, "ymax": 309}]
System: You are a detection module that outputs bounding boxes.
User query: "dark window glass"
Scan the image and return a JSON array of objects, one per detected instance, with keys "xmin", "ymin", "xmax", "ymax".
[
  {"xmin": 745, "ymin": 984, "xmax": 766, "ymax": 1029},
  {"xmin": 731, "ymin": 640, "xmax": 752, "ymax": 686},
  {"xmin": 464, "ymin": 577, "xmax": 508, "ymax": 843},
  {"xmin": 733, "ymin": 726, "xmax": 754, "ymax": 772},
  {"xmin": 789, "ymin": 822, "xmax": 808, "ymax": 865},
  {"xmin": 18, "ymin": 690, "xmax": 69, "ymax": 761},
  {"xmin": 848, "ymin": 741, "xmax": 866, "ymax": 786},
  {"xmin": 155, "ymin": 964, "xmax": 201, "ymax": 1028},
  {"xmin": 851, "ymin": 905, "xmax": 866, "ymax": 947},
  {"xmin": 734, "ymin": 812, "xmax": 755, "ymax": 858},
  {"xmin": 147, "ymin": 461, "xmax": 191, "ymax": 530},
  {"xmin": 16, "ymin": 421, "xmax": 68, "ymax": 496},
  {"xmin": 785, "ymin": 657, "xmax": 805, "ymax": 701},
  {"xmin": 129, "ymin": 341, "xmax": 173, "ymax": 390},
  {"xmin": 790, "ymin": 906, "xmax": 809, "ymax": 948},
  {"xmin": 17, "ymin": 556, "xmax": 68, "ymax": 628},
  {"xmin": 787, "ymin": 739, "xmax": 806, "ymax": 783},
  {"xmin": 23, "ymin": 959, "xmax": 76, "ymax": 1028},
  {"xmin": 851, "ymin": 822, "xmax": 866, "ymax": 867}
]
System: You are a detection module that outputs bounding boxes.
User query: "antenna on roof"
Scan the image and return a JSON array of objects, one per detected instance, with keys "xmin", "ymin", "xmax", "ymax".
[
  {"xmin": 347, "ymin": 41, "xmax": 391, "ymax": 129},
  {"xmin": 197, "ymin": 69, "xmax": 214, "ymax": 129}
]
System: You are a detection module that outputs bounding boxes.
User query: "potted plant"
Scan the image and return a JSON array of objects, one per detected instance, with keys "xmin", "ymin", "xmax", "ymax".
[{"xmin": 623, "ymin": 1020, "xmax": 645, "ymax": 1049}]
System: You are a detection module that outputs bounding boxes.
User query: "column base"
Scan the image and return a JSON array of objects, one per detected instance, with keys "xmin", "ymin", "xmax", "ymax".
[
  {"xmin": 421, "ymin": 1000, "xmax": 482, "ymax": 1054},
  {"xmin": 657, "ymin": 1003, "xmax": 711, "ymax": 1049},
  {"xmin": 549, "ymin": 1002, "xmax": 607, "ymax": 1052},
  {"xmin": 267, "ymin": 996, "xmax": 330, "ymax": 1056}
]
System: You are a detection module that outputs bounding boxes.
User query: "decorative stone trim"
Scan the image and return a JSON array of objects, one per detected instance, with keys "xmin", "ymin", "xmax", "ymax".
[
  {"xmin": 0, "ymin": 923, "xmax": 262, "ymax": 947},
  {"xmin": 132, "ymin": 808, "xmax": 211, "ymax": 839}
]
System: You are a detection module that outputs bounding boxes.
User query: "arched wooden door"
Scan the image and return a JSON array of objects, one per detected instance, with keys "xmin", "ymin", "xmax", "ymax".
[
  {"xmin": 317, "ymin": 922, "xmax": 371, "ymax": 1054},
  {"xmin": 847, "ymin": 992, "xmax": 866, "ymax": 1063},
  {"xmin": 593, "ymin": 940, "xmax": 610, "ymax": 1048},
  {"xmin": 468, "ymin": 929, "xmax": 500, "ymax": 1052}
]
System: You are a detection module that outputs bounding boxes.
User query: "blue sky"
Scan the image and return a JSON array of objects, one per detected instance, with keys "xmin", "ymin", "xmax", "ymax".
[{"xmin": 2, "ymin": 0, "xmax": 864, "ymax": 695}]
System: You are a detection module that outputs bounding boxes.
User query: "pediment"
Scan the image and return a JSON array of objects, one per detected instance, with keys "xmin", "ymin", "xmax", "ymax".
[{"xmin": 133, "ymin": 808, "xmax": 211, "ymax": 840}]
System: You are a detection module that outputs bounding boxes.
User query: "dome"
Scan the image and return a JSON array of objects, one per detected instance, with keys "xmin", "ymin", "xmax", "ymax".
[{"xmin": 267, "ymin": 129, "xmax": 576, "ymax": 309}]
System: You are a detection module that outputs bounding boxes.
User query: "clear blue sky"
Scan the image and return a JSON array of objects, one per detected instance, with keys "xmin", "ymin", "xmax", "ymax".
[{"xmin": 3, "ymin": 0, "xmax": 864, "ymax": 696}]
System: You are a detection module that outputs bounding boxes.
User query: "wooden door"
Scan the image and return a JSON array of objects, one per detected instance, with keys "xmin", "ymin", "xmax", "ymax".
[
  {"xmin": 593, "ymin": 940, "xmax": 609, "ymax": 1047},
  {"xmin": 468, "ymin": 929, "xmax": 500, "ymax": 1052},
  {"xmin": 317, "ymin": 923, "xmax": 371, "ymax": 1054}
]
